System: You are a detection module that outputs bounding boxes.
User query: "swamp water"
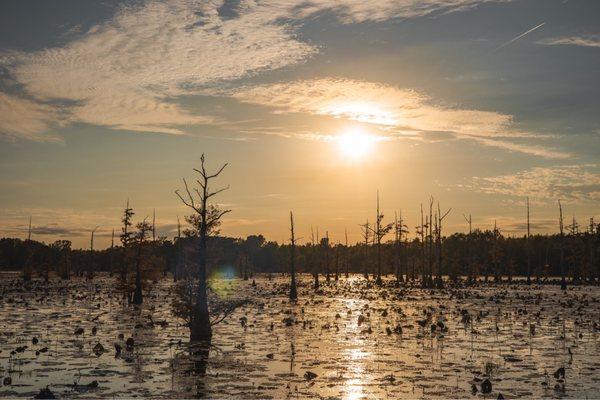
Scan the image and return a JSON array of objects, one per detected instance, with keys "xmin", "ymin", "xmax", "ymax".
[{"xmin": 0, "ymin": 273, "xmax": 599, "ymax": 398}]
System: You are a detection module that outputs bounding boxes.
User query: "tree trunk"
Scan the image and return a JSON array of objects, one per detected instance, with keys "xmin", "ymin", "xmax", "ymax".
[
  {"xmin": 132, "ymin": 240, "xmax": 143, "ymax": 305},
  {"xmin": 190, "ymin": 235, "xmax": 212, "ymax": 341},
  {"xmin": 289, "ymin": 211, "xmax": 298, "ymax": 301}
]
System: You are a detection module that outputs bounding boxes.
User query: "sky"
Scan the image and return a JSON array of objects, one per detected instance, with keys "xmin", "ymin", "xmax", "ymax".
[{"xmin": 0, "ymin": 0, "xmax": 599, "ymax": 248}]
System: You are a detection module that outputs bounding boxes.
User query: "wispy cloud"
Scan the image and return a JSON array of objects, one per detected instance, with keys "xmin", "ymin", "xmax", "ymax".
[
  {"xmin": 538, "ymin": 34, "xmax": 600, "ymax": 48},
  {"xmin": 472, "ymin": 164, "xmax": 600, "ymax": 203},
  {"xmin": 0, "ymin": 1, "xmax": 315, "ymax": 139},
  {"xmin": 0, "ymin": 0, "xmax": 514, "ymax": 141},
  {"xmin": 0, "ymin": 92, "xmax": 63, "ymax": 141},
  {"xmin": 0, "ymin": 206, "xmax": 183, "ymax": 244},
  {"xmin": 230, "ymin": 78, "xmax": 569, "ymax": 158},
  {"xmin": 483, "ymin": 216, "xmax": 558, "ymax": 235}
]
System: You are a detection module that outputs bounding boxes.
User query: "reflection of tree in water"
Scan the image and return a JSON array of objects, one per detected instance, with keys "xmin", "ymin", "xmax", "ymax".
[
  {"xmin": 117, "ymin": 290, "xmax": 164, "ymax": 387},
  {"xmin": 171, "ymin": 339, "xmax": 270, "ymax": 399},
  {"xmin": 170, "ymin": 340, "xmax": 211, "ymax": 398},
  {"xmin": 190, "ymin": 341, "xmax": 211, "ymax": 397}
]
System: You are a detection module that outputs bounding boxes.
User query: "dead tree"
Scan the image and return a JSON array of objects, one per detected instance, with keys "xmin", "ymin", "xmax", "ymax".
[
  {"xmin": 558, "ymin": 200, "xmax": 566, "ymax": 290},
  {"xmin": 435, "ymin": 203, "xmax": 451, "ymax": 289},
  {"xmin": 419, "ymin": 204, "xmax": 426, "ymax": 284},
  {"xmin": 370, "ymin": 192, "xmax": 392, "ymax": 286},
  {"xmin": 174, "ymin": 216, "xmax": 182, "ymax": 282},
  {"xmin": 88, "ymin": 226, "xmax": 99, "ymax": 280},
  {"xmin": 132, "ymin": 219, "xmax": 152, "ymax": 305},
  {"xmin": 175, "ymin": 154, "xmax": 230, "ymax": 342},
  {"xmin": 152, "ymin": 208, "xmax": 156, "ymax": 242},
  {"xmin": 492, "ymin": 220, "xmax": 502, "ymax": 283},
  {"xmin": 426, "ymin": 197, "xmax": 434, "ymax": 286},
  {"xmin": 323, "ymin": 232, "xmax": 330, "ymax": 283},
  {"xmin": 311, "ymin": 226, "xmax": 320, "ymax": 290},
  {"xmin": 109, "ymin": 229, "xmax": 115, "ymax": 277},
  {"xmin": 590, "ymin": 218, "xmax": 598, "ymax": 283},
  {"xmin": 463, "ymin": 213, "xmax": 473, "ymax": 283},
  {"xmin": 334, "ymin": 242, "xmax": 340, "ymax": 282},
  {"xmin": 120, "ymin": 200, "xmax": 135, "ymax": 281},
  {"xmin": 567, "ymin": 215, "xmax": 581, "ymax": 283},
  {"xmin": 526, "ymin": 197, "xmax": 532, "ymax": 285},
  {"xmin": 416, "ymin": 202, "xmax": 433, "ymax": 286},
  {"xmin": 394, "ymin": 212, "xmax": 402, "ymax": 284},
  {"xmin": 360, "ymin": 219, "xmax": 371, "ymax": 280},
  {"xmin": 289, "ymin": 211, "xmax": 298, "ymax": 301},
  {"xmin": 396, "ymin": 212, "xmax": 410, "ymax": 283},
  {"xmin": 344, "ymin": 229, "xmax": 349, "ymax": 279}
]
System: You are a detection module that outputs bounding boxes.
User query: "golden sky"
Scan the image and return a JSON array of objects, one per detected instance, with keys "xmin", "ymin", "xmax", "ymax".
[{"xmin": 0, "ymin": 0, "xmax": 599, "ymax": 247}]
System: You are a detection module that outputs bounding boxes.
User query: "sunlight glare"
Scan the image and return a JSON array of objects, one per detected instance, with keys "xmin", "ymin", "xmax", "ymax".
[{"xmin": 337, "ymin": 128, "xmax": 376, "ymax": 160}]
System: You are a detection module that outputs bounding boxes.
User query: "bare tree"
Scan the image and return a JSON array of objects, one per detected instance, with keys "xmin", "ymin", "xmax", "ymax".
[
  {"xmin": 590, "ymin": 218, "xmax": 598, "ymax": 283},
  {"xmin": 434, "ymin": 203, "xmax": 451, "ymax": 289},
  {"xmin": 334, "ymin": 242, "xmax": 340, "ymax": 281},
  {"xmin": 132, "ymin": 219, "xmax": 152, "ymax": 305},
  {"xmin": 344, "ymin": 228, "xmax": 349, "ymax": 279},
  {"xmin": 426, "ymin": 197, "xmax": 434, "ymax": 286},
  {"xmin": 418, "ymin": 204, "xmax": 425, "ymax": 284},
  {"xmin": 289, "ymin": 211, "xmax": 298, "ymax": 301},
  {"xmin": 175, "ymin": 154, "xmax": 230, "ymax": 342},
  {"xmin": 174, "ymin": 216, "xmax": 182, "ymax": 282},
  {"xmin": 463, "ymin": 213, "xmax": 473, "ymax": 283},
  {"xmin": 371, "ymin": 192, "xmax": 392, "ymax": 286},
  {"xmin": 526, "ymin": 197, "xmax": 532, "ymax": 285},
  {"xmin": 120, "ymin": 200, "xmax": 135, "ymax": 281},
  {"xmin": 323, "ymin": 232, "xmax": 330, "ymax": 283},
  {"xmin": 109, "ymin": 229, "xmax": 115, "ymax": 277},
  {"xmin": 152, "ymin": 208, "xmax": 156, "ymax": 242},
  {"xmin": 88, "ymin": 226, "xmax": 100, "ymax": 280},
  {"xmin": 492, "ymin": 220, "xmax": 502, "ymax": 283},
  {"xmin": 311, "ymin": 226, "xmax": 320, "ymax": 290},
  {"xmin": 360, "ymin": 219, "xmax": 370, "ymax": 280},
  {"xmin": 558, "ymin": 200, "xmax": 566, "ymax": 290}
]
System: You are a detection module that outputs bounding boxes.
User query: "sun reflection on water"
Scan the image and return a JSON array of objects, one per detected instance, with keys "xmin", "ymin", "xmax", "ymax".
[{"xmin": 343, "ymin": 344, "xmax": 370, "ymax": 399}]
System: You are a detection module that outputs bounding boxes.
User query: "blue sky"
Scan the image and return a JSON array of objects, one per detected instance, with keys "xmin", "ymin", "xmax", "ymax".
[{"xmin": 0, "ymin": 0, "xmax": 599, "ymax": 247}]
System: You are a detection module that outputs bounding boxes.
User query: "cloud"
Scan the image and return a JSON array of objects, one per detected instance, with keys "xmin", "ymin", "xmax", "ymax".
[
  {"xmin": 538, "ymin": 35, "xmax": 600, "ymax": 48},
  {"xmin": 0, "ymin": 207, "xmax": 116, "ymax": 241},
  {"xmin": 472, "ymin": 164, "xmax": 600, "ymax": 202},
  {"xmin": 286, "ymin": 0, "xmax": 512, "ymax": 23},
  {"xmin": 230, "ymin": 78, "xmax": 569, "ymax": 158},
  {"xmin": 0, "ymin": 206, "xmax": 186, "ymax": 245},
  {"xmin": 0, "ymin": 92, "xmax": 62, "ymax": 141},
  {"xmin": 1, "ymin": 0, "xmax": 316, "ymax": 139},
  {"xmin": 484, "ymin": 216, "xmax": 558, "ymax": 235},
  {"xmin": 1, "ymin": 0, "xmax": 513, "ymax": 140}
]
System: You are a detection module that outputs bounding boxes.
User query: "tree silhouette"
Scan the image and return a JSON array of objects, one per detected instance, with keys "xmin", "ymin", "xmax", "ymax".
[
  {"xmin": 120, "ymin": 200, "xmax": 135, "ymax": 281},
  {"xmin": 175, "ymin": 154, "xmax": 230, "ymax": 342},
  {"xmin": 289, "ymin": 211, "xmax": 298, "ymax": 301},
  {"xmin": 132, "ymin": 219, "xmax": 152, "ymax": 305},
  {"xmin": 371, "ymin": 192, "xmax": 392, "ymax": 286}
]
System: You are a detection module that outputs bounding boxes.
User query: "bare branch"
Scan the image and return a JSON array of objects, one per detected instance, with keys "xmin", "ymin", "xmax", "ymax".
[
  {"xmin": 206, "ymin": 185, "xmax": 230, "ymax": 198},
  {"xmin": 207, "ymin": 163, "xmax": 229, "ymax": 179},
  {"xmin": 440, "ymin": 208, "xmax": 452, "ymax": 221},
  {"xmin": 175, "ymin": 191, "xmax": 199, "ymax": 213}
]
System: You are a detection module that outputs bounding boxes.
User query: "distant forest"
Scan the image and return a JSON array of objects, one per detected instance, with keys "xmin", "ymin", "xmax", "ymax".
[{"xmin": 1, "ymin": 220, "xmax": 598, "ymax": 285}]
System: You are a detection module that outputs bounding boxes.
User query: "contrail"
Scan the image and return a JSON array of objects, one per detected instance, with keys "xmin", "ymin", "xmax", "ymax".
[{"xmin": 494, "ymin": 22, "xmax": 546, "ymax": 52}]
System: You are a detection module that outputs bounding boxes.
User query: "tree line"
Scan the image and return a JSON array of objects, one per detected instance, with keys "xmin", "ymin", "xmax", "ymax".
[
  {"xmin": 1, "ymin": 154, "xmax": 599, "ymax": 345},
  {"xmin": 2, "ymin": 211, "xmax": 598, "ymax": 287}
]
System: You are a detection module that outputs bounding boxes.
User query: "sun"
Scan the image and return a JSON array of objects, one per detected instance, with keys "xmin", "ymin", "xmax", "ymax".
[{"xmin": 336, "ymin": 128, "xmax": 376, "ymax": 160}]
